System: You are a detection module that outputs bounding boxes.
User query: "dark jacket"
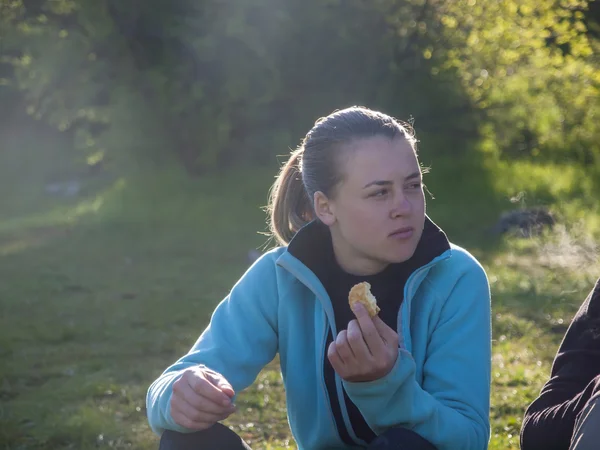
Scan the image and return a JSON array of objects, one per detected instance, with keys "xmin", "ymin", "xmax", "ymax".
[{"xmin": 521, "ymin": 277, "xmax": 600, "ymax": 450}]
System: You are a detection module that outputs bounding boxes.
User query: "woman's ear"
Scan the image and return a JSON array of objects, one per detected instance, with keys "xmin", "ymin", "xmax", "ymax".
[{"xmin": 313, "ymin": 191, "xmax": 336, "ymax": 226}]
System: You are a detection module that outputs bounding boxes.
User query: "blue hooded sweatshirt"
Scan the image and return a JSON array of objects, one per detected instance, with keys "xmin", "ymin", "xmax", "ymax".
[{"xmin": 146, "ymin": 219, "xmax": 492, "ymax": 449}]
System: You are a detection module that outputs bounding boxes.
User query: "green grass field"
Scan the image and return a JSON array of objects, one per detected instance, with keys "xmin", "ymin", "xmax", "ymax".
[{"xmin": 1, "ymin": 130, "xmax": 599, "ymax": 449}]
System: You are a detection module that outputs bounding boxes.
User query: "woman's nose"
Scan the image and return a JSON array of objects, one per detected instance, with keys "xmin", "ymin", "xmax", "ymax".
[{"xmin": 390, "ymin": 193, "xmax": 412, "ymax": 218}]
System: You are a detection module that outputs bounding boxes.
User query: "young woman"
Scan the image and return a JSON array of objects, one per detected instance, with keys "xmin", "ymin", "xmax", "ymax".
[
  {"xmin": 521, "ymin": 277, "xmax": 600, "ymax": 450},
  {"xmin": 146, "ymin": 106, "xmax": 492, "ymax": 450}
]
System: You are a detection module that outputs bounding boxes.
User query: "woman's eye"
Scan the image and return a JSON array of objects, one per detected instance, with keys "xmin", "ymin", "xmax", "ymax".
[{"xmin": 371, "ymin": 189, "xmax": 389, "ymax": 198}]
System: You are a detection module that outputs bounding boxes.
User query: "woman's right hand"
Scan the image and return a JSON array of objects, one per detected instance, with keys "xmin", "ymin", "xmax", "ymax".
[{"xmin": 170, "ymin": 367, "xmax": 237, "ymax": 430}]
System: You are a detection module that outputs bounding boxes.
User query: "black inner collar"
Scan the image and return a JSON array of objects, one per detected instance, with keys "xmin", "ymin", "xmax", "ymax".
[{"xmin": 288, "ymin": 216, "xmax": 450, "ymax": 285}]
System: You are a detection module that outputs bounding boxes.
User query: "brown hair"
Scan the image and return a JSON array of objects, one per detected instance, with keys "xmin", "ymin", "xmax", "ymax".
[{"xmin": 267, "ymin": 106, "xmax": 417, "ymax": 246}]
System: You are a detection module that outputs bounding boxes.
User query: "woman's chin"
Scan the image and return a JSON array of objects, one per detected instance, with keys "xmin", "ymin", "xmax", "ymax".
[{"xmin": 385, "ymin": 246, "xmax": 418, "ymax": 264}]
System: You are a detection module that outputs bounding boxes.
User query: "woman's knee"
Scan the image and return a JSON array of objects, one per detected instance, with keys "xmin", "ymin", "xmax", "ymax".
[
  {"xmin": 158, "ymin": 424, "xmax": 251, "ymax": 450},
  {"xmin": 159, "ymin": 429, "xmax": 204, "ymax": 450},
  {"xmin": 368, "ymin": 427, "xmax": 437, "ymax": 450}
]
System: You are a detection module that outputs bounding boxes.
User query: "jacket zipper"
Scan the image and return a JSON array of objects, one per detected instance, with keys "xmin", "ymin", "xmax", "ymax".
[{"xmin": 277, "ymin": 261, "xmax": 341, "ymax": 443}]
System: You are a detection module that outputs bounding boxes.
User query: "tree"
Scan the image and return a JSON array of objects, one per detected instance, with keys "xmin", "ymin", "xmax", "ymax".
[
  {"xmin": 427, "ymin": 0, "xmax": 600, "ymax": 164},
  {"xmin": 1, "ymin": 0, "xmax": 598, "ymax": 172}
]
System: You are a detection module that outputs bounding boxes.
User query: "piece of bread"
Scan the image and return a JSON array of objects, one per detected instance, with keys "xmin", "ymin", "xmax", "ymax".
[{"xmin": 348, "ymin": 282, "xmax": 380, "ymax": 317}]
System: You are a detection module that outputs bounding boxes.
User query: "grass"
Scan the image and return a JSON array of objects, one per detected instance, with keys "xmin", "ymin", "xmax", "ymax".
[{"xmin": 1, "ymin": 129, "xmax": 599, "ymax": 449}]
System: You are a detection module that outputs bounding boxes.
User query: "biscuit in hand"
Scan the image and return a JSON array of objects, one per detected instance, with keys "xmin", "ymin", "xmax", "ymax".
[{"xmin": 348, "ymin": 282, "xmax": 380, "ymax": 318}]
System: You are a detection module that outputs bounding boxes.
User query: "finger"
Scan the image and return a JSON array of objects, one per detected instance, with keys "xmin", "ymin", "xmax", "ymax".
[
  {"xmin": 350, "ymin": 301, "xmax": 370, "ymax": 320},
  {"xmin": 335, "ymin": 330, "xmax": 354, "ymax": 362},
  {"xmin": 372, "ymin": 316, "xmax": 399, "ymax": 347},
  {"xmin": 171, "ymin": 409, "xmax": 211, "ymax": 431},
  {"xmin": 204, "ymin": 371, "xmax": 236, "ymax": 399},
  {"xmin": 179, "ymin": 387, "xmax": 237, "ymax": 416},
  {"xmin": 171, "ymin": 404, "xmax": 228, "ymax": 431},
  {"xmin": 172, "ymin": 377, "xmax": 234, "ymax": 416},
  {"xmin": 172, "ymin": 397, "xmax": 234, "ymax": 425},
  {"xmin": 185, "ymin": 371, "xmax": 233, "ymax": 407},
  {"xmin": 346, "ymin": 320, "xmax": 371, "ymax": 360},
  {"xmin": 351, "ymin": 303, "xmax": 385, "ymax": 356},
  {"xmin": 170, "ymin": 396, "xmax": 209, "ymax": 430},
  {"xmin": 327, "ymin": 341, "xmax": 345, "ymax": 375}
]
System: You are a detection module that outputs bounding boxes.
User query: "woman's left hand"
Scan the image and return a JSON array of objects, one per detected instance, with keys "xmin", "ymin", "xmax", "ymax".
[{"xmin": 328, "ymin": 303, "xmax": 399, "ymax": 382}]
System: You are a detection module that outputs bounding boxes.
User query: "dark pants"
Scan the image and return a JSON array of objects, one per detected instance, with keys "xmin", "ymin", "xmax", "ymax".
[{"xmin": 159, "ymin": 423, "xmax": 437, "ymax": 450}]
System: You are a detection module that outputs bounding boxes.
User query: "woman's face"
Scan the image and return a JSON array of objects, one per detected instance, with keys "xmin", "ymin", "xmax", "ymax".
[{"xmin": 314, "ymin": 136, "xmax": 426, "ymax": 275}]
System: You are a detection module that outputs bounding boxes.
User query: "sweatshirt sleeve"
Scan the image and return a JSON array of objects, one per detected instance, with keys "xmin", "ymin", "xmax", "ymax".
[
  {"xmin": 343, "ymin": 262, "xmax": 492, "ymax": 450},
  {"xmin": 520, "ymin": 277, "xmax": 600, "ymax": 450},
  {"xmin": 145, "ymin": 252, "xmax": 280, "ymax": 435}
]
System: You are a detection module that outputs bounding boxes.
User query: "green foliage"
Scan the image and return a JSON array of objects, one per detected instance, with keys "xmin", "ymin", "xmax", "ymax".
[
  {"xmin": 1, "ymin": 0, "xmax": 599, "ymax": 172},
  {"xmin": 434, "ymin": 0, "xmax": 600, "ymax": 164}
]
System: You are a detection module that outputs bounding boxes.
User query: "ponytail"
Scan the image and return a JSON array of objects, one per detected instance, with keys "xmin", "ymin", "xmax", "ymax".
[{"xmin": 268, "ymin": 147, "xmax": 312, "ymax": 246}]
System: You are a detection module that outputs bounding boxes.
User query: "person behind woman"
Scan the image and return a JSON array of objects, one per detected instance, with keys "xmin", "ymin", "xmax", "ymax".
[
  {"xmin": 521, "ymin": 277, "xmax": 600, "ymax": 450},
  {"xmin": 146, "ymin": 106, "xmax": 492, "ymax": 450}
]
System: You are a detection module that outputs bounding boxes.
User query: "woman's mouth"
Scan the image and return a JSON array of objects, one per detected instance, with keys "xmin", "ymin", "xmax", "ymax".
[{"xmin": 389, "ymin": 227, "xmax": 414, "ymax": 240}]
